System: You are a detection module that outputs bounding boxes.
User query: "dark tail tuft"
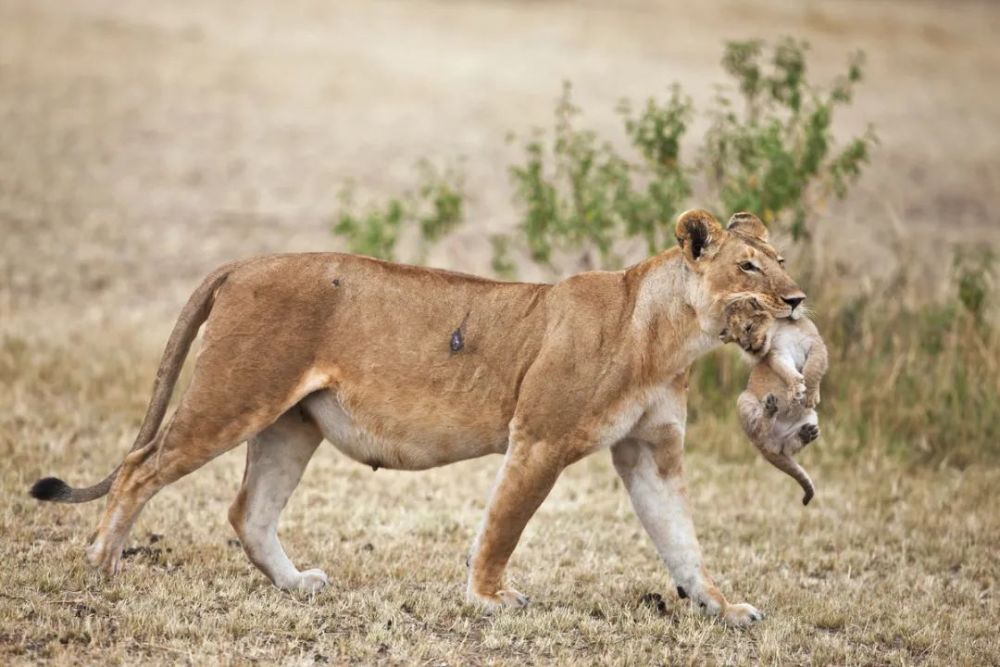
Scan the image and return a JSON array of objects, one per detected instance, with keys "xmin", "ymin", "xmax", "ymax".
[{"xmin": 30, "ymin": 477, "xmax": 71, "ymax": 501}]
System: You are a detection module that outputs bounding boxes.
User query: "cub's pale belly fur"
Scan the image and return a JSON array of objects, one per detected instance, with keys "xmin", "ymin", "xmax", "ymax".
[{"xmin": 302, "ymin": 389, "xmax": 510, "ymax": 470}]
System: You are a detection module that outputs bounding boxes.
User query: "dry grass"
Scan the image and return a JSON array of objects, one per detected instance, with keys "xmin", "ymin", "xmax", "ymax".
[
  {"xmin": 2, "ymin": 332, "xmax": 998, "ymax": 666},
  {"xmin": 2, "ymin": 0, "xmax": 999, "ymax": 665}
]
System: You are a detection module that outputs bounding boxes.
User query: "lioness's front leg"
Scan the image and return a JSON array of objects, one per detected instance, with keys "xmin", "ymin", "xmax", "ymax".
[
  {"xmin": 467, "ymin": 435, "xmax": 565, "ymax": 608},
  {"xmin": 611, "ymin": 437, "xmax": 763, "ymax": 626}
]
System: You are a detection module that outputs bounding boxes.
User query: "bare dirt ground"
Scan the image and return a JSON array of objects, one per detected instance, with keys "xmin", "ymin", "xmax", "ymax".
[{"xmin": 1, "ymin": 0, "xmax": 999, "ymax": 664}]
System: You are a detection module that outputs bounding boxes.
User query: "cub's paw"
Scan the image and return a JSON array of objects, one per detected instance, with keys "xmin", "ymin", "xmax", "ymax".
[
  {"xmin": 804, "ymin": 389, "xmax": 821, "ymax": 409},
  {"xmin": 763, "ymin": 394, "xmax": 779, "ymax": 417},
  {"xmin": 468, "ymin": 588, "xmax": 530, "ymax": 610},
  {"xmin": 721, "ymin": 602, "xmax": 764, "ymax": 626},
  {"xmin": 791, "ymin": 381, "xmax": 807, "ymax": 402},
  {"xmin": 798, "ymin": 423, "xmax": 820, "ymax": 445}
]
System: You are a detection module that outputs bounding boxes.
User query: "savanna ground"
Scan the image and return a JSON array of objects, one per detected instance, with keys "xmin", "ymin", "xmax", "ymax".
[{"xmin": 1, "ymin": 0, "xmax": 999, "ymax": 664}]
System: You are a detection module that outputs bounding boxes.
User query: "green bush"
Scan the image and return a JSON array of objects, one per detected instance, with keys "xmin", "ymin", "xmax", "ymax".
[
  {"xmin": 332, "ymin": 38, "xmax": 876, "ymax": 271},
  {"xmin": 705, "ymin": 38, "xmax": 876, "ymax": 240},
  {"xmin": 332, "ymin": 161, "xmax": 464, "ymax": 264}
]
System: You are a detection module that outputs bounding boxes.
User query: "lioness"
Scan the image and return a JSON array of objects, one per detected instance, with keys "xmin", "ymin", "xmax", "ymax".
[{"xmin": 30, "ymin": 209, "xmax": 806, "ymax": 626}]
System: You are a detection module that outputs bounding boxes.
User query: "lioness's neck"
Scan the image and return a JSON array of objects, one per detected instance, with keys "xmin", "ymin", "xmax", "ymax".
[{"xmin": 626, "ymin": 248, "xmax": 720, "ymax": 382}]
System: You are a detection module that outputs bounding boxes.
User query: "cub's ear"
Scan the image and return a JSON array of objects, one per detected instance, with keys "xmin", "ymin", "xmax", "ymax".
[
  {"xmin": 727, "ymin": 211, "xmax": 769, "ymax": 242},
  {"xmin": 675, "ymin": 209, "xmax": 724, "ymax": 262}
]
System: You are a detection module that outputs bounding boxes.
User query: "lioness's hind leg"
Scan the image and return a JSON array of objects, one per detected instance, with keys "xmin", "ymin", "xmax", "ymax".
[
  {"xmin": 88, "ymin": 361, "xmax": 324, "ymax": 577},
  {"xmin": 229, "ymin": 408, "xmax": 325, "ymax": 592},
  {"xmin": 88, "ymin": 413, "xmax": 275, "ymax": 577}
]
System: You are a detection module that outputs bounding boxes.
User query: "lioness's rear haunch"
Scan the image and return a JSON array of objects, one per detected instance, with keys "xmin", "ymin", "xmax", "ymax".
[{"xmin": 31, "ymin": 210, "xmax": 808, "ymax": 625}]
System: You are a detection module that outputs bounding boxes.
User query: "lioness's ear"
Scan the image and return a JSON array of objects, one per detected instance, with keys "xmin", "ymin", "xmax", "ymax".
[
  {"xmin": 727, "ymin": 211, "xmax": 769, "ymax": 242},
  {"xmin": 675, "ymin": 209, "xmax": 724, "ymax": 262}
]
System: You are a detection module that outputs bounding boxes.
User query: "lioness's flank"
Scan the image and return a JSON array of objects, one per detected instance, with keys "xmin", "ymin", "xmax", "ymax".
[{"xmin": 30, "ymin": 210, "xmax": 807, "ymax": 626}]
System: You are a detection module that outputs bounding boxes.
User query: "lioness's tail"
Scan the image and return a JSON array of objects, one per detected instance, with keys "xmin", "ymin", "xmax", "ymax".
[{"xmin": 29, "ymin": 263, "xmax": 236, "ymax": 504}]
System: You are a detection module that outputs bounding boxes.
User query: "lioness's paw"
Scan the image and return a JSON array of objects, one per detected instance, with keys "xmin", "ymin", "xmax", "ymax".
[
  {"xmin": 722, "ymin": 602, "xmax": 764, "ymax": 626},
  {"xmin": 798, "ymin": 423, "xmax": 820, "ymax": 445},
  {"xmin": 283, "ymin": 568, "xmax": 329, "ymax": 594},
  {"xmin": 496, "ymin": 589, "xmax": 530, "ymax": 607},
  {"xmin": 86, "ymin": 541, "xmax": 121, "ymax": 577},
  {"xmin": 469, "ymin": 588, "xmax": 530, "ymax": 610}
]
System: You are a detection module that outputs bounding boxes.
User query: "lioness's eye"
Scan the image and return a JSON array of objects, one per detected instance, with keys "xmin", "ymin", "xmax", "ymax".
[{"xmin": 739, "ymin": 261, "xmax": 759, "ymax": 272}]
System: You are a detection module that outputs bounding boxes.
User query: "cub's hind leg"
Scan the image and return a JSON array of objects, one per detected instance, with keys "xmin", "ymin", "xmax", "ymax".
[
  {"xmin": 736, "ymin": 391, "xmax": 780, "ymax": 454},
  {"xmin": 779, "ymin": 409, "xmax": 820, "ymax": 457},
  {"xmin": 228, "ymin": 408, "xmax": 326, "ymax": 592}
]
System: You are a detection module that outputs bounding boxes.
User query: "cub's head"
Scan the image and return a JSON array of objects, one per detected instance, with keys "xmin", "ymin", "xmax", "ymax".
[
  {"xmin": 719, "ymin": 296, "xmax": 775, "ymax": 357},
  {"xmin": 675, "ymin": 209, "xmax": 806, "ymax": 325}
]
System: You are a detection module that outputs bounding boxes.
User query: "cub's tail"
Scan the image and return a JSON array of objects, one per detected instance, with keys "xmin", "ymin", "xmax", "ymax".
[{"xmin": 29, "ymin": 263, "xmax": 236, "ymax": 503}]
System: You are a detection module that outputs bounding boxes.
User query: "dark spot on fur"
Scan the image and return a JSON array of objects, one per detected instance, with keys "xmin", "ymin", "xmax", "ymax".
[
  {"xmin": 639, "ymin": 592, "xmax": 668, "ymax": 617},
  {"xmin": 227, "ymin": 538, "xmax": 241, "ymax": 548},
  {"xmin": 331, "ymin": 278, "xmax": 340, "ymax": 287},
  {"xmin": 676, "ymin": 586, "xmax": 688, "ymax": 599},
  {"xmin": 362, "ymin": 543, "xmax": 374, "ymax": 552},
  {"xmin": 29, "ymin": 477, "xmax": 70, "ymax": 501},
  {"xmin": 450, "ymin": 311, "xmax": 470, "ymax": 353},
  {"xmin": 450, "ymin": 328, "xmax": 464, "ymax": 353},
  {"xmin": 370, "ymin": 464, "xmax": 379, "ymax": 472}
]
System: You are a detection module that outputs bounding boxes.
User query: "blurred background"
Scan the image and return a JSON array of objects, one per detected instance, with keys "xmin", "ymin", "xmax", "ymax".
[
  {"xmin": 1, "ymin": 1, "xmax": 998, "ymax": 664},
  {"xmin": 2, "ymin": 0, "xmax": 996, "ymax": 463}
]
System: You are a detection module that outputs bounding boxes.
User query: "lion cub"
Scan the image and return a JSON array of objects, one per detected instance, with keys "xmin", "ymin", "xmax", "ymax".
[{"xmin": 720, "ymin": 297, "xmax": 829, "ymax": 505}]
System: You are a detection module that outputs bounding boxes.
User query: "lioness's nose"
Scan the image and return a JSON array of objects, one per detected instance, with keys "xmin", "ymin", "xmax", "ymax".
[{"xmin": 783, "ymin": 295, "xmax": 805, "ymax": 310}]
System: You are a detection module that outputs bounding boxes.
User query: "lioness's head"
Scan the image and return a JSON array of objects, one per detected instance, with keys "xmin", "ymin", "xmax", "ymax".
[{"xmin": 675, "ymin": 209, "xmax": 805, "ymax": 325}]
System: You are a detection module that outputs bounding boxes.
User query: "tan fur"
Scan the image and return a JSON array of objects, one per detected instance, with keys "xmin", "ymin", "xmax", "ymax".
[
  {"xmin": 32, "ymin": 209, "xmax": 807, "ymax": 625},
  {"xmin": 721, "ymin": 294, "xmax": 829, "ymax": 505}
]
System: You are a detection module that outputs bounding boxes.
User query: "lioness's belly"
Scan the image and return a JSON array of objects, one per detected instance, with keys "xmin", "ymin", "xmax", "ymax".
[{"xmin": 301, "ymin": 390, "xmax": 509, "ymax": 470}]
